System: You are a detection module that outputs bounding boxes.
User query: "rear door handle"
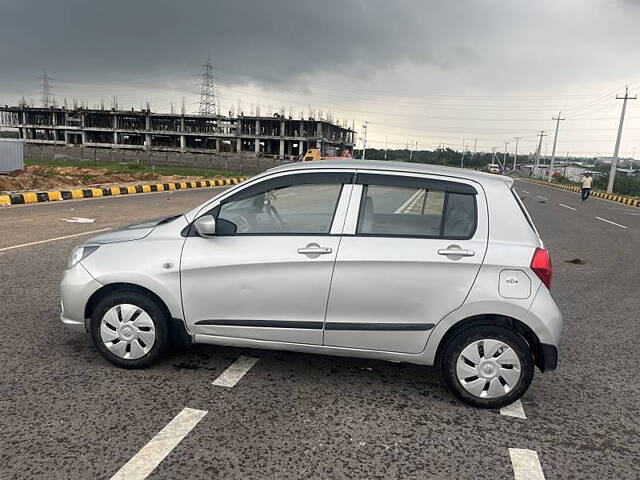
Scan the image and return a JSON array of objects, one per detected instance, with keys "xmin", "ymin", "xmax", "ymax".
[
  {"xmin": 438, "ymin": 248, "xmax": 475, "ymax": 257},
  {"xmin": 297, "ymin": 246, "xmax": 332, "ymax": 255}
]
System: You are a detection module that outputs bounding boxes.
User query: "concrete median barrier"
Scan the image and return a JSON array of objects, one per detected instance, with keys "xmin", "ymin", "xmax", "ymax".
[
  {"xmin": 0, "ymin": 177, "xmax": 246, "ymax": 206},
  {"xmin": 521, "ymin": 178, "xmax": 640, "ymax": 207}
]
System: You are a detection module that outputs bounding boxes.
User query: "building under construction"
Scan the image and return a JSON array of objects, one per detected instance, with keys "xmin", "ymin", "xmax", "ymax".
[{"xmin": 0, "ymin": 106, "xmax": 355, "ymax": 158}]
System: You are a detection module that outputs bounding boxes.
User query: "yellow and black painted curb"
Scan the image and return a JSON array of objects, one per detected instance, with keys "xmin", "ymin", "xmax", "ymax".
[
  {"xmin": 522, "ymin": 178, "xmax": 640, "ymax": 207},
  {"xmin": 0, "ymin": 177, "xmax": 246, "ymax": 207}
]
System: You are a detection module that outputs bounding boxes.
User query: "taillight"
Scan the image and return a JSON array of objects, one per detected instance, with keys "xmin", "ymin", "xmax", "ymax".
[{"xmin": 531, "ymin": 247, "xmax": 552, "ymax": 289}]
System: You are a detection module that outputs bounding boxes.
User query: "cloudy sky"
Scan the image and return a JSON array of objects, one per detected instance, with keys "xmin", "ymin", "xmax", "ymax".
[{"xmin": 2, "ymin": 0, "xmax": 640, "ymax": 157}]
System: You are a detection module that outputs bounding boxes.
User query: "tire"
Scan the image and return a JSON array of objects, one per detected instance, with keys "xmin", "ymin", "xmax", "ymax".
[
  {"xmin": 440, "ymin": 325, "xmax": 534, "ymax": 409},
  {"xmin": 90, "ymin": 290, "xmax": 170, "ymax": 369}
]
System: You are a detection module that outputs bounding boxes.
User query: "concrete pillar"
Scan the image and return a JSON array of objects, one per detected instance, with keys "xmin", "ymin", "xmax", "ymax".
[
  {"xmin": 299, "ymin": 120, "xmax": 304, "ymax": 137},
  {"xmin": 180, "ymin": 135, "xmax": 186, "ymax": 150},
  {"xmin": 279, "ymin": 139, "xmax": 285, "ymax": 157},
  {"xmin": 254, "ymin": 138, "xmax": 260, "ymax": 154},
  {"xmin": 316, "ymin": 122, "xmax": 323, "ymax": 139},
  {"xmin": 113, "ymin": 115, "xmax": 118, "ymax": 147},
  {"xmin": 280, "ymin": 120, "xmax": 285, "ymax": 137},
  {"xmin": 255, "ymin": 119, "xmax": 260, "ymax": 136},
  {"xmin": 81, "ymin": 130, "xmax": 87, "ymax": 145},
  {"xmin": 237, "ymin": 137, "xmax": 242, "ymax": 153},
  {"xmin": 299, "ymin": 141, "xmax": 305, "ymax": 156},
  {"xmin": 51, "ymin": 113, "xmax": 57, "ymax": 145},
  {"xmin": 145, "ymin": 134, "xmax": 152, "ymax": 151},
  {"xmin": 215, "ymin": 138, "xmax": 220, "ymax": 153}
]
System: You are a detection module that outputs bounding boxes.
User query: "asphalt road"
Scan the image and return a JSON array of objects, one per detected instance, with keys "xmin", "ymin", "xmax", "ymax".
[{"xmin": 0, "ymin": 180, "xmax": 638, "ymax": 479}]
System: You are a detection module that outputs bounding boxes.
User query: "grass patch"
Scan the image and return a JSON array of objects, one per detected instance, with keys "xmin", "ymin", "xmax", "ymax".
[{"xmin": 25, "ymin": 157, "xmax": 241, "ymax": 178}]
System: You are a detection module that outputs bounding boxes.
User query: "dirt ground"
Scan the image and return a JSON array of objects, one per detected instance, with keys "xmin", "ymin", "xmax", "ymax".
[{"xmin": 0, "ymin": 166, "xmax": 216, "ymax": 192}]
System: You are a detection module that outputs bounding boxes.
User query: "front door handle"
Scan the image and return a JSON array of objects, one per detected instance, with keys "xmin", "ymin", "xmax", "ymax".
[
  {"xmin": 438, "ymin": 247, "xmax": 475, "ymax": 257},
  {"xmin": 297, "ymin": 245, "xmax": 332, "ymax": 255}
]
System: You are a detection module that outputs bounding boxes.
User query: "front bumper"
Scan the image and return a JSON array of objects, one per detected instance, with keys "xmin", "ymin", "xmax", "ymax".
[{"xmin": 60, "ymin": 262, "xmax": 102, "ymax": 333}]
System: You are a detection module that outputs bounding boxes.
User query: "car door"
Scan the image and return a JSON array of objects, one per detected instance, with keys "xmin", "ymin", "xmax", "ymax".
[
  {"xmin": 324, "ymin": 171, "xmax": 488, "ymax": 354},
  {"xmin": 181, "ymin": 170, "xmax": 354, "ymax": 345}
]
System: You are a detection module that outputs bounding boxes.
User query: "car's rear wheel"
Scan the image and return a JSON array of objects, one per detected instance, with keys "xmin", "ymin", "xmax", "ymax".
[
  {"xmin": 90, "ymin": 290, "xmax": 170, "ymax": 369},
  {"xmin": 440, "ymin": 325, "xmax": 534, "ymax": 409}
]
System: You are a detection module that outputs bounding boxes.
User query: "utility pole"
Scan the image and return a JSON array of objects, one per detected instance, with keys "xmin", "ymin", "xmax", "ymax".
[
  {"xmin": 503, "ymin": 142, "xmax": 509, "ymax": 169},
  {"xmin": 361, "ymin": 121, "xmax": 369, "ymax": 160},
  {"xmin": 409, "ymin": 139, "xmax": 414, "ymax": 161},
  {"xmin": 473, "ymin": 138, "xmax": 478, "ymax": 154},
  {"xmin": 534, "ymin": 131, "xmax": 547, "ymax": 178},
  {"xmin": 512, "ymin": 136, "xmax": 520, "ymax": 170},
  {"xmin": 384, "ymin": 136, "xmax": 388, "ymax": 160},
  {"xmin": 548, "ymin": 112, "xmax": 565, "ymax": 181},
  {"xmin": 608, "ymin": 86, "xmax": 636, "ymax": 193}
]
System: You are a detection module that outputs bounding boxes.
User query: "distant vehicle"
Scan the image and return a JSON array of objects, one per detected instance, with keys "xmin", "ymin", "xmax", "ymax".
[
  {"xmin": 60, "ymin": 160, "xmax": 561, "ymax": 408},
  {"xmin": 301, "ymin": 147, "xmax": 352, "ymax": 162},
  {"xmin": 485, "ymin": 164, "xmax": 501, "ymax": 174}
]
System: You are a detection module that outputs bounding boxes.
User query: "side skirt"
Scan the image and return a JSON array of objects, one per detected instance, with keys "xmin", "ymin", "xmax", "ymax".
[{"xmin": 193, "ymin": 333, "xmax": 432, "ymax": 366}]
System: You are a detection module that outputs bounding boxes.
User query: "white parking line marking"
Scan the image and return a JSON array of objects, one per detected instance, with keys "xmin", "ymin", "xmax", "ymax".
[
  {"xmin": 0, "ymin": 228, "xmax": 111, "ymax": 252},
  {"xmin": 62, "ymin": 217, "xmax": 95, "ymax": 223},
  {"xmin": 509, "ymin": 448, "xmax": 545, "ymax": 480},
  {"xmin": 559, "ymin": 203, "xmax": 576, "ymax": 211},
  {"xmin": 110, "ymin": 407, "xmax": 207, "ymax": 480},
  {"xmin": 595, "ymin": 216, "xmax": 627, "ymax": 229},
  {"xmin": 212, "ymin": 356, "xmax": 258, "ymax": 387},
  {"xmin": 521, "ymin": 190, "xmax": 530, "ymax": 194},
  {"xmin": 536, "ymin": 195, "xmax": 548, "ymax": 200},
  {"xmin": 500, "ymin": 400, "xmax": 526, "ymax": 419}
]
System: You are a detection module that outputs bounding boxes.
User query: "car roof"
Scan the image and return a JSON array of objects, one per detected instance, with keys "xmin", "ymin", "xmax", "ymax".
[{"xmin": 266, "ymin": 159, "xmax": 514, "ymax": 188}]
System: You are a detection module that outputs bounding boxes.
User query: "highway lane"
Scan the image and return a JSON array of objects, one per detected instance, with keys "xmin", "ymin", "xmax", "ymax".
[
  {"xmin": 0, "ymin": 188, "xmax": 223, "ymax": 250},
  {"xmin": 0, "ymin": 181, "xmax": 638, "ymax": 479},
  {"xmin": 514, "ymin": 180, "xmax": 639, "ymax": 479}
]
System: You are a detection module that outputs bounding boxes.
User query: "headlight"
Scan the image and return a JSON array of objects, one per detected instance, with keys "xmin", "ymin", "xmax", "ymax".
[{"xmin": 67, "ymin": 245, "xmax": 99, "ymax": 269}]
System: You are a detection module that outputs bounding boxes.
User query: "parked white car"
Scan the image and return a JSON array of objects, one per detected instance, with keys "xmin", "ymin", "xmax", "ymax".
[{"xmin": 61, "ymin": 160, "xmax": 562, "ymax": 408}]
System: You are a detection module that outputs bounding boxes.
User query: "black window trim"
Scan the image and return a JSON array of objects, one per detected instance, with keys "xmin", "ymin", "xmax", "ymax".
[
  {"xmin": 356, "ymin": 172, "xmax": 477, "ymax": 195},
  {"xmin": 354, "ymin": 175, "xmax": 479, "ymax": 241},
  {"xmin": 206, "ymin": 176, "xmax": 350, "ymax": 237}
]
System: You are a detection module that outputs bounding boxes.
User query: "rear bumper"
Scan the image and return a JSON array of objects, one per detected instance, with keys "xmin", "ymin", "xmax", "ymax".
[{"xmin": 538, "ymin": 343, "xmax": 558, "ymax": 372}]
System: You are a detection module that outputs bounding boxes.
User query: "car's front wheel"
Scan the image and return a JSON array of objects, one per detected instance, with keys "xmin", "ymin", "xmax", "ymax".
[
  {"xmin": 90, "ymin": 290, "xmax": 170, "ymax": 368},
  {"xmin": 440, "ymin": 325, "xmax": 534, "ymax": 409}
]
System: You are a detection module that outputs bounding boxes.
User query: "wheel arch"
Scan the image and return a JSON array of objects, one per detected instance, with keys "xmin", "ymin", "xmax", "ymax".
[
  {"xmin": 85, "ymin": 283, "xmax": 170, "ymax": 320},
  {"xmin": 432, "ymin": 314, "xmax": 549, "ymax": 373},
  {"xmin": 84, "ymin": 282, "xmax": 192, "ymax": 347}
]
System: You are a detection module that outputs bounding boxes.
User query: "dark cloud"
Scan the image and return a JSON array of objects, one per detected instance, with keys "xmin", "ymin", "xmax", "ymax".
[
  {"xmin": 0, "ymin": 0, "xmax": 435, "ymax": 87},
  {"xmin": 2, "ymin": 0, "xmax": 640, "ymax": 156}
]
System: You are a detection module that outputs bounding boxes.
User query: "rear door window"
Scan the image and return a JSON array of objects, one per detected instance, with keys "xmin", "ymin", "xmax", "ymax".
[{"xmin": 356, "ymin": 176, "xmax": 477, "ymax": 239}]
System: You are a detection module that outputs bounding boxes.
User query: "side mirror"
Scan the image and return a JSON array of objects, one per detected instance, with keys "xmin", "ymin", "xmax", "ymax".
[{"xmin": 193, "ymin": 215, "xmax": 217, "ymax": 236}]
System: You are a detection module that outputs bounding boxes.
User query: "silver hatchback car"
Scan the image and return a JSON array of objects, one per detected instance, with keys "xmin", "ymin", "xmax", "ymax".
[{"xmin": 61, "ymin": 160, "xmax": 562, "ymax": 408}]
